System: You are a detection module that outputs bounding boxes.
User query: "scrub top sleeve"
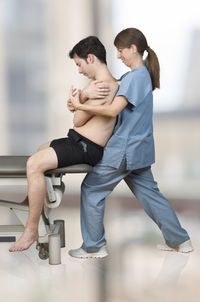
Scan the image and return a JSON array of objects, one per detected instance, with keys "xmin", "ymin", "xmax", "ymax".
[{"xmin": 116, "ymin": 71, "xmax": 147, "ymax": 109}]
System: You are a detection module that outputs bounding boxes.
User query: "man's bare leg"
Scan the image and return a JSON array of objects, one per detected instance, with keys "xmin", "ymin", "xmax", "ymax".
[
  {"xmin": 9, "ymin": 147, "xmax": 58, "ymax": 252},
  {"xmin": 37, "ymin": 141, "xmax": 51, "ymax": 151},
  {"xmin": 22, "ymin": 142, "xmax": 51, "ymax": 205}
]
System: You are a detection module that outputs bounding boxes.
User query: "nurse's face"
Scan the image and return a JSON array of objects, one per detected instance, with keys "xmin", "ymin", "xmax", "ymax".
[{"xmin": 117, "ymin": 47, "xmax": 134, "ymax": 68}]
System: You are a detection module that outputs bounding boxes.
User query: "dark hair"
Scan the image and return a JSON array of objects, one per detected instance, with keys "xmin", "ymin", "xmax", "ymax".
[
  {"xmin": 69, "ymin": 36, "xmax": 107, "ymax": 65},
  {"xmin": 114, "ymin": 28, "xmax": 160, "ymax": 90}
]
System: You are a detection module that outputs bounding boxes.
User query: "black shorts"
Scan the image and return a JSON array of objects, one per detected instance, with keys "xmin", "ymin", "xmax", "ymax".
[{"xmin": 50, "ymin": 129, "xmax": 104, "ymax": 168}]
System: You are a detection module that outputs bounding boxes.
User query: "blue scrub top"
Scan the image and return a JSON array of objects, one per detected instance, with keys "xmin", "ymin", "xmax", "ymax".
[{"xmin": 101, "ymin": 65, "xmax": 155, "ymax": 170}]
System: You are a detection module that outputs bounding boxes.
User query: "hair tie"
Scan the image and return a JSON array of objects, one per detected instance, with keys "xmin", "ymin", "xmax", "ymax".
[{"xmin": 146, "ymin": 46, "xmax": 150, "ymax": 52}]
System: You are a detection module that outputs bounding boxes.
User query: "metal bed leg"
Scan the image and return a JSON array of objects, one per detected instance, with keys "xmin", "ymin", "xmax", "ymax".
[{"xmin": 48, "ymin": 232, "xmax": 61, "ymax": 265}]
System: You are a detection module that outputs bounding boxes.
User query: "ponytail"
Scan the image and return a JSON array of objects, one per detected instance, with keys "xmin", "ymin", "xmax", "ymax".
[{"xmin": 145, "ymin": 46, "xmax": 160, "ymax": 90}]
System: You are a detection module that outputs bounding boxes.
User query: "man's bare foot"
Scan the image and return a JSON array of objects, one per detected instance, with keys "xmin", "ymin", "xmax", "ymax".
[{"xmin": 9, "ymin": 230, "xmax": 38, "ymax": 252}]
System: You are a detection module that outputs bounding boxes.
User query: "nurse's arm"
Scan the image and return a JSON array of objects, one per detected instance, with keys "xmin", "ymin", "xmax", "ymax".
[
  {"xmin": 80, "ymin": 80, "xmax": 110, "ymax": 103},
  {"xmin": 72, "ymin": 95, "xmax": 128, "ymax": 118}
]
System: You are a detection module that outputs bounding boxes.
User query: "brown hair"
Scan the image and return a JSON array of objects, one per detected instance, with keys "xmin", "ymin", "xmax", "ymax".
[
  {"xmin": 69, "ymin": 36, "xmax": 107, "ymax": 65},
  {"xmin": 114, "ymin": 28, "xmax": 160, "ymax": 90}
]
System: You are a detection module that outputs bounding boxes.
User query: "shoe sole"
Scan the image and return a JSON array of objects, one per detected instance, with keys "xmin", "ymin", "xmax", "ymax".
[
  {"xmin": 68, "ymin": 252, "xmax": 108, "ymax": 259},
  {"xmin": 157, "ymin": 245, "xmax": 174, "ymax": 252},
  {"xmin": 178, "ymin": 248, "xmax": 193, "ymax": 253},
  {"xmin": 157, "ymin": 244, "xmax": 193, "ymax": 253}
]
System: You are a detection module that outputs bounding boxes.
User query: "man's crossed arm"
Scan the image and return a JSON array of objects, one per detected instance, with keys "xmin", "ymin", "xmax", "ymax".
[
  {"xmin": 67, "ymin": 80, "xmax": 117, "ymax": 128},
  {"xmin": 67, "ymin": 80, "xmax": 110, "ymax": 112},
  {"xmin": 70, "ymin": 89, "xmax": 128, "ymax": 119}
]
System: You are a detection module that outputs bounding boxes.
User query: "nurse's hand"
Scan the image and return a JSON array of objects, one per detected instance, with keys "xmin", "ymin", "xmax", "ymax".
[{"xmin": 83, "ymin": 80, "xmax": 110, "ymax": 99}]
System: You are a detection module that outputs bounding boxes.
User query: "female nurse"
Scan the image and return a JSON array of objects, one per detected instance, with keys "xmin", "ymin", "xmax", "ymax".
[{"xmin": 68, "ymin": 28, "xmax": 193, "ymax": 258}]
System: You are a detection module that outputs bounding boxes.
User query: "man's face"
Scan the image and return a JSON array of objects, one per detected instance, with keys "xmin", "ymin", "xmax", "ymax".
[{"xmin": 73, "ymin": 54, "xmax": 94, "ymax": 79}]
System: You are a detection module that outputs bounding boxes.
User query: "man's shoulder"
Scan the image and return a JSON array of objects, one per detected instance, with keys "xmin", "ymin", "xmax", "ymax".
[
  {"xmin": 106, "ymin": 80, "xmax": 119, "ymax": 100},
  {"xmin": 104, "ymin": 79, "xmax": 119, "ymax": 92}
]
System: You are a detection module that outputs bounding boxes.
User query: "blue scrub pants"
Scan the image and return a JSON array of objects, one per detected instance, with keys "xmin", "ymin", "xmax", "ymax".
[{"xmin": 80, "ymin": 159, "xmax": 190, "ymax": 252}]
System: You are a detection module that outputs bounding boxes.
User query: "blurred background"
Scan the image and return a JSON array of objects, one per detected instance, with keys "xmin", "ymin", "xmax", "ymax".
[{"xmin": 0, "ymin": 0, "xmax": 200, "ymax": 301}]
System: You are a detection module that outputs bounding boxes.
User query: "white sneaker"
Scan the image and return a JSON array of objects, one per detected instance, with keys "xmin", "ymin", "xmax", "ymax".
[
  {"xmin": 68, "ymin": 246, "xmax": 108, "ymax": 259},
  {"xmin": 157, "ymin": 243, "xmax": 175, "ymax": 252},
  {"xmin": 157, "ymin": 239, "xmax": 193, "ymax": 253}
]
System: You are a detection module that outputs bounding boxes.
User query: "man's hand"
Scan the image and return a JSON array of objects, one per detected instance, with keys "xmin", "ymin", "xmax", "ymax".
[
  {"xmin": 67, "ymin": 86, "xmax": 78, "ymax": 112},
  {"xmin": 82, "ymin": 80, "xmax": 110, "ymax": 99},
  {"xmin": 69, "ymin": 87, "xmax": 81, "ymax": 110},
  {"xmin": 67, "ymin": 99, "xmax": 75, "ymax": 112}
]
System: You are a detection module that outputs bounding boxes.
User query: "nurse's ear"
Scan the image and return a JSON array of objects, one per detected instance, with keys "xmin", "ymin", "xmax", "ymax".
[{"xmin": 130, "ymin": 44, "xmax": 138, "ymax": 53}]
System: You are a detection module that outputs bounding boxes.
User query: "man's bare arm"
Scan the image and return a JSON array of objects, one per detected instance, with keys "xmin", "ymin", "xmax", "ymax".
[
  {"xmin": 73, "ymin": 98, "xmax": 107, "ymax": 127},
  {"xmin": 67, "ymin": 80, "xmax": 110, "ymax": 113},
  {"xmin": 70, "ymin": 83, "xmax": 118, "ymax": 127},
  {"xmin": 71, "ymin": 94, "xmax": 128, "ymax": 118}
]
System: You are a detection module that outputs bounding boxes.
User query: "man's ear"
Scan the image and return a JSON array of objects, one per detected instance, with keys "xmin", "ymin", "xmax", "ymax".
[{"xmin": 87, "ymin": 54, "xmax": 95, "ymax": 63}]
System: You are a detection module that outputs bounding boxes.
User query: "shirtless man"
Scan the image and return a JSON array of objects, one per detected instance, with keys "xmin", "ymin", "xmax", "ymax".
[{"xmin": 9, "ymin": 36, "xmax": 118, "ymax": 252}]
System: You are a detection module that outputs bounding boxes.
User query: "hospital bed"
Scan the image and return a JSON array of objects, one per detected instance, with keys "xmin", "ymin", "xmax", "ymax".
[{"xmin": 0, "ymin": 156, "xmax": 92, "ymax": 265}]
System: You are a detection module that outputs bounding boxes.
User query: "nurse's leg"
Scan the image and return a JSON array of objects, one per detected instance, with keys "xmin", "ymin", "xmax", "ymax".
[
  {"xmin": 81, "ymin": 160, "xmax": 129, "ymax": 252},
  {"xmin": 9, "ymin": 147, "xmax": 58, "ymax": 252},
  {"xmin": 124, "ymin": 167, "xmax": 190, "ymax": 247}
]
